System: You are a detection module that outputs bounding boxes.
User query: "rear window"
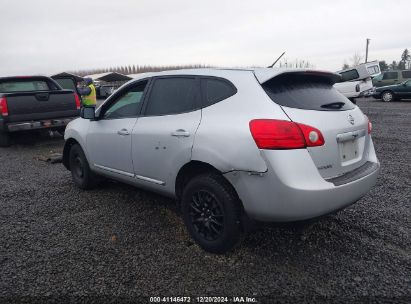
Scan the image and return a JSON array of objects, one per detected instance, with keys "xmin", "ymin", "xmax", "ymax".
[
  {"xmin": 339, "ymin": 69, "xmax": 359, "ymax": 81},
  {"xmin": 402, "ymin": 71, "xmax": 411, "ymax": 78},
  {"xmin": 367, "ymin": 65, "xmax": 380, "ymax": 75},
  {"xmin": 262, "ymin": 73, "xmax": 355, "ymax": 111},
  {"xmin": 0, "ymin": 80, "xmax": 50, "ymax": 93}
]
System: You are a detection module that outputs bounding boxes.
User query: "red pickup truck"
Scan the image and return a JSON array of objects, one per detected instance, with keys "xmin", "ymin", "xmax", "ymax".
[{"xmin": 0, "ymin": 76, "xmax": 81, "ymax": 147}]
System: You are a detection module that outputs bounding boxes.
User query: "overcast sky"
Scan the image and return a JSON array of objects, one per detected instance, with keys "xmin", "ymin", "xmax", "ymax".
[{"xmin": 0, "ymin": 0, "xmax": 409, "ymax": 76}]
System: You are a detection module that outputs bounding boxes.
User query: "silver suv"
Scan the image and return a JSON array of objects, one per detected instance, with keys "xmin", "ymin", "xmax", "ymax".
[{"xmin": 63, "ymin": 68, "xmax": 380, "ymax": 253}]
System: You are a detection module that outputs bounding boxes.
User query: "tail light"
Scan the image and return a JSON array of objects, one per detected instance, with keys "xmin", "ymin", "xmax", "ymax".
[
  {"xmin": 74, "ymin": 93, "xmax": 81, "ymax": 110},
  {"xmin": 355, "ymin": 84, "xmax": 361, "ymax": 92},
  {"xmin": 0, "ymin": 97, "xmax": 9, "ymax": 117},
  {"xmin": 249, "ymin": 119, "xmax": 324, "ymax": 150},
  {"xmin": 365, "ymin": 115, "xmax": 372, "ymax": 134}
]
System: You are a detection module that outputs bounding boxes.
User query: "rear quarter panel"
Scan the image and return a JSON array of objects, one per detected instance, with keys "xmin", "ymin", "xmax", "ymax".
[{"xmin": 192, "ymin": 72, "xmax": 290, "ymax": 173}]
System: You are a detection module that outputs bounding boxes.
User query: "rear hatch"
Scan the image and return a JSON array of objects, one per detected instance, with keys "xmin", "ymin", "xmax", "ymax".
[{"xmin": 257, "ymin": 70, "xmax": 370, "ymax": 179}]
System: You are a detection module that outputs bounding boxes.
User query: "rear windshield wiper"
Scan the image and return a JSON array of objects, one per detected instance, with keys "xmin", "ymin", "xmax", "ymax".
[{"xmin": 320, "ymin": 102, "xmax": 346, "ymax": 109}]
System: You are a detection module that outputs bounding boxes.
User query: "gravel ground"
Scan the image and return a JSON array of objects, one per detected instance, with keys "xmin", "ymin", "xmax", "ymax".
[{"xmin": 0, "ymin": 98, "xmax": 410, "ymax": 303}]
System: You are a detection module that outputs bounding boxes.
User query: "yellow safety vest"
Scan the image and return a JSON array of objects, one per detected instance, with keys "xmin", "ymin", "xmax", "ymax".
[{"xmin": 82, "ymin": 84, "xmax": 97, "ymax": 106}]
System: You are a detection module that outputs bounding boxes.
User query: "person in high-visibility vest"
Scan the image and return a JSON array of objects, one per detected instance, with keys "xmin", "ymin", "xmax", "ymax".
[{"xmin": 78, "ymin": 78, "xmax": 96, "ymax": 106}]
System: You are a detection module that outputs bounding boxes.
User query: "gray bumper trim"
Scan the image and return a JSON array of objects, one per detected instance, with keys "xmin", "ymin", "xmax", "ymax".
[
  {"xmin": 326, "ymin": 161, "xmax": 379, "ymax": 186},
  {"xmin": 7, "ymin": 117, "xmax": 75, "ymax": 132}
]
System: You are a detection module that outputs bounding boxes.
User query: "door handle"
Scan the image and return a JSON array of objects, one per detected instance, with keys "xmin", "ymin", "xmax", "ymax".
[
  {"xmin": 35, "ymin": 93, "xmax": 50, "ymax": 101},
  {"xmin": 117, "ymin": 129, "xmax": 130, "ymax": 136},
  {"xmin": 171, "ymin": 129, "xmax": 190, "ymax": 137}
]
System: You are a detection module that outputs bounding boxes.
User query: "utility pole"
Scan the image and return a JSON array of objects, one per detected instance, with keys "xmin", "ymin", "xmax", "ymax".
[{"xmin": 365, "ymin": 38, "xmax": 370, "ymax": 63}]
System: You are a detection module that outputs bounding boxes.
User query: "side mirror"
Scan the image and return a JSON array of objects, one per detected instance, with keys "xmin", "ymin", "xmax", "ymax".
[{"xmin": 80, "ymin": 106, "xmax": 96, "ymax": 120}]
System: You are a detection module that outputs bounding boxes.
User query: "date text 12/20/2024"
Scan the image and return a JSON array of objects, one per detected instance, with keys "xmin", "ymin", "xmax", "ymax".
[{"xmin": 149, "ymin": 296, "xmax": 257, "ymax": 303}]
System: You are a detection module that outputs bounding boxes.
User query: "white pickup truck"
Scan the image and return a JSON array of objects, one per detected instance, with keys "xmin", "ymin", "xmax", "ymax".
[{"xmin": 334, "ymin": 61, "xmax": 381, "ymax": 102}]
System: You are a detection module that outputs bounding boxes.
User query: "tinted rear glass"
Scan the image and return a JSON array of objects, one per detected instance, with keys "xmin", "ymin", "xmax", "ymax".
[
  {"xmin": 145, "ymin": 78, "xmax": 197, "ymax": 116},
  {"xmin": 262, "ymin": 74, "xmax": 355, "ymax": 111},
  {"xmin": 0, "ymin": 80, "xmax": 50, "ymax": 93},
  {"xmin": 201, "ymin": 78, "xmax": 237, "ymax": 107},
  {"xmin": 339, "ymin": 69, "xmax": 359, "ymax": 81}
]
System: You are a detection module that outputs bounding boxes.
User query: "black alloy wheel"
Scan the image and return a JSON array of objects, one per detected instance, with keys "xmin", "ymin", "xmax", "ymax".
[
  {"xmin": 181, "ymin": 173, "xmax": 242, "ymax": 253},
  {"xmin": 189, "ymin": 190, "xmax": 225, "ymax": 241}
]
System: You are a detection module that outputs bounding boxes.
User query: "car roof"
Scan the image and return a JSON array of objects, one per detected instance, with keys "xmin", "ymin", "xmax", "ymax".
[{"xmin": 129, "ymin": 67, "xmax": 341, "ymax": 84}]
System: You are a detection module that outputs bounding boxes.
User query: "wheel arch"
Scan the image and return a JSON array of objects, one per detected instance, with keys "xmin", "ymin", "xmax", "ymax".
[
  {"xmin": 62, "ymin": 138, "xmax": 80, "ymax": 170},
  {"xmin": 175, "ymin": 160, "xmax": 242, "ymax": 203},
  {"xmin": 176, "ymin": 160, "xmax": 253, "ymax": 239}
]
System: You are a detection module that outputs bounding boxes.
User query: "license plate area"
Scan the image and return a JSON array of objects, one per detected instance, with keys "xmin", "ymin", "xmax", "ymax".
[{"xmin": 339, "ymin": 139, "xmax": 359, "ymax": 163}]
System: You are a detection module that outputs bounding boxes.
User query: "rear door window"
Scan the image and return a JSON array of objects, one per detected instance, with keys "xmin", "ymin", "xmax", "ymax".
[
  {"xmin": 201, "ymin": 78, "xmax": 237, "ymax": 107},
  {"xmin": 144, "ymin": 77, "xmax": 198, "ymax": 116},
  {"xmin": 262, "ymin": 73, "xmax": 355, "ymax": 111}
]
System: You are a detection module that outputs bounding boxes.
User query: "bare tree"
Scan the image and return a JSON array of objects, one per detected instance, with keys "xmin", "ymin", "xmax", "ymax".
[{"xmin": 350, "ymin": 52, "xmax": 363, "ymax": 66}]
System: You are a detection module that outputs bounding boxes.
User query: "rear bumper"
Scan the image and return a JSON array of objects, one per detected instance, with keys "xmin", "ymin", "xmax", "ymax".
[
  {"xmin": 224, "ymin": 148, "xmax": 380, "ymax": 222},
  {"xmin": 5, "ymin": 117, "xmax": 76, "ymax": 132}
]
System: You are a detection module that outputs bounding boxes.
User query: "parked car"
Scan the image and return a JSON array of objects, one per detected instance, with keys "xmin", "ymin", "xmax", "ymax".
[
  {"xmin": 372, "ymin": 70, "xmax": 411, "ymax": 87},
  {"xmin": 373, "ymin": 79, "xmax": 411, "ymax": 102},
  {"xmin": 0, "ymin": 76, "xmax": 81, "ymax": 147},
  {"xmin": 334, "ymin": 61, "xmax": 381, "ymax": 102},
  {"xmin": 63, "ymin": 68, "xmax": 380, "ymax": 253}
]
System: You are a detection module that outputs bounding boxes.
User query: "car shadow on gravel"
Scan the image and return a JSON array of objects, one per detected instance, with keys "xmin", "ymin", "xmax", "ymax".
[
  {"xmin": 8, "ymin": 130, "xmax": 64, "ymax": 146},
  {"xmin": 94, "ymin": 178, "xmax": 346, "ymax": 256}
]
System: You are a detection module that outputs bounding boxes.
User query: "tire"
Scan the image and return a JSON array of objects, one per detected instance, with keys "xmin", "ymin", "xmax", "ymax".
[
  {"xmin": 381, "ymin": 91, "xmax": 394, "ymax": 102},
  {"xmin": 181, "ymin": 173, "xmax": 242, "ymax": 254},
  {"xmin": 0, "ymin": 131, "xmax": 11, "ymax": 147},
  {"xmin": 69, "ymin": 144, "xmax": 97, "ymax": 189}
]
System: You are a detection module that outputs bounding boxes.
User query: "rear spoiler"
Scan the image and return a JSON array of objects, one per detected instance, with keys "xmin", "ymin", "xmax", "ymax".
[{"xmin": 253, "ymin": 69, "xmax": 342, "ymax": 85}]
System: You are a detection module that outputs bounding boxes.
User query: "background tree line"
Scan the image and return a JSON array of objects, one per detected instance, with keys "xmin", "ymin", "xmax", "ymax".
[
  {"xmin": 70, "ymin": 58, "xmax": 314, "ymax": 77},
  {"xmin": 71, "ymin": 64, "xmax": 211, "ymax": 77},
  {"xmin": 342, "ymin": 48, "xmax": 410, "ymax": 71},
  {"xmin": 69, "ymin": 48, "xmax": 410, "ymax": 77}
]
